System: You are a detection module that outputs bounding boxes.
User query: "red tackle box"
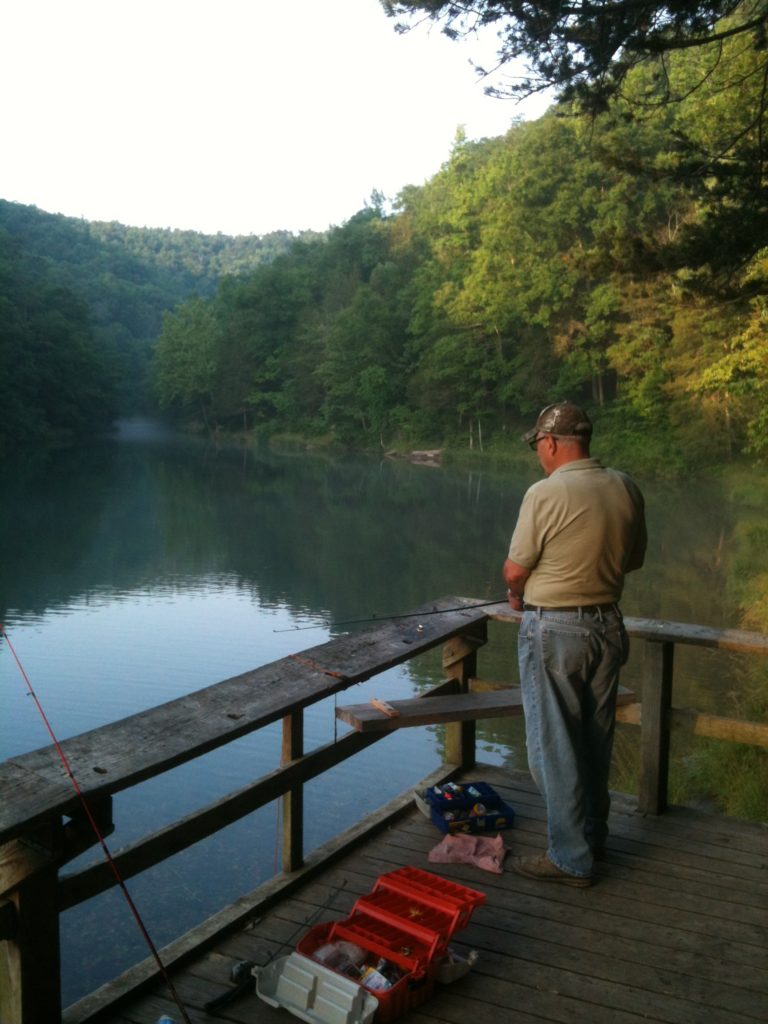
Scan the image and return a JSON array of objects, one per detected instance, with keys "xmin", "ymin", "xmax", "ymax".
[{"xmin": 255, "ymin": 866, "xmax": 485, "ymax": 1024}]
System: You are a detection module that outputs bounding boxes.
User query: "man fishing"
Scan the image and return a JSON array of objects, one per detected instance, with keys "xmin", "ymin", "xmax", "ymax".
[{"xmin": 503, "ymin": 402, "xmax": 647, "ymax": 886}]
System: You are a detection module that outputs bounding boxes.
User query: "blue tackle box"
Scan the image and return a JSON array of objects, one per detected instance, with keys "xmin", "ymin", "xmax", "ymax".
[{"xmin": 420, "ymin": 781, "xmax": 514, "ymax": 834}]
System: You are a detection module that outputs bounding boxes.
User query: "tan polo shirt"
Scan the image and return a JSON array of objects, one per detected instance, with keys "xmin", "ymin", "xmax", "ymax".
[{"xmin": 508, "ymin": 458, "xmax": 646, "ymax": 607}]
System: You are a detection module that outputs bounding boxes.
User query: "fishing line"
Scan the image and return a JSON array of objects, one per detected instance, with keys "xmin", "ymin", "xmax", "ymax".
[
  {"xmin": 0, "ymin": 623, "xmax": 193, "ymax": 1024},
  {"xmin": 274, "ymin": 597, "xmax": 508, "ymax": 633},
  {"xmin": 203, "ymin": 877, "xmax": 351, "ymax": 1013}
]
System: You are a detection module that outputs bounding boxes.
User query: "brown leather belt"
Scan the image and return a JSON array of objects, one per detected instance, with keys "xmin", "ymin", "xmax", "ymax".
[{"xmin": 523, "ymin": 603, "xmax": 618, "ymax": 614}]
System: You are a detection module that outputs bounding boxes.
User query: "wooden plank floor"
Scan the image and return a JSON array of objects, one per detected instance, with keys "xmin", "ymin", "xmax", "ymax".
[{"xmin": 96, "ymin": 766, "xmax": 768, "ymax": 1024}]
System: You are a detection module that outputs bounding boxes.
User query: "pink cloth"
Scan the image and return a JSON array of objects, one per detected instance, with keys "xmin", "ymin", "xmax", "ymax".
[{"xmin": 427, "ymin": 832, "xmax": 508, "ymax": 874}]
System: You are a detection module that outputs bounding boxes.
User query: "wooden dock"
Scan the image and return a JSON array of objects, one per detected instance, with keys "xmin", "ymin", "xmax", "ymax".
[
  {"xmin": 95, "ymin": 765, "xmax": 768, "ymax": 1024},
  {"xmin": 3, "ymin": 600, "xmax": 768, "ymax": 1024}
]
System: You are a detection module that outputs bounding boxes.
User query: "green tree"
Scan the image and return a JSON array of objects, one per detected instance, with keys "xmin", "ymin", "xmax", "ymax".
[
  {"xmin": 0, "ymin": 228, "xmax": 116, "ymax": 451},
  {"xmin": 383, "ymin": 0, "xmax": 768, "ymax": 111},
  {"xmin": 153, "ymin": 297, "xmax": 220, "ymax": 429},
  {"xmin": 685, "ymin": 294, "xmax": 768, "ymax": 456}
]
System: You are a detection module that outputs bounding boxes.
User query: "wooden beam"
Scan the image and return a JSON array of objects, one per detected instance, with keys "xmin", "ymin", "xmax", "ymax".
[
  {"xmin": 486, "ymin": 603, "xmax": 768, "ymax": 656},
  {"xmin": 672, "ymin": 709, "xmax": 768, "ymax": 746},
  {"xmin": 615, "ymin": 702, "xmax": 642, "ymax": 726},
  {"xmin": 0, "ymin": 596, "xmax": 492, "ymax": 847},
  {"xmin": 639, "ymin": 640, "xmax": 675, "ymax": 815},
  {"xmin": 337, "ymin": 686, "xmax": 637, "ymax": 731},
  {"xmin": 467, "ymin": 677, "xmax": 516, "ymax": 692},
  {"xmin": 623, "ymin": 618, "xmax": 768, "ymax": 654},
  {"xmin": 338, "ymin": 688, "xmax": 524, "ymax": 731},
  {"xmin": 58, "ymin": 678, "xmax": 465, "ymax": 910},
  {"xmin": 0, "ymin": 838, "xmax": 57, "ymax": 899},
  {"xmin": 0, "ymin": 850, "xmax": 61, "ymax": 1024},
  {"xmin": 442, "ymin": 620, "xmax": 487, "ymax": 770},
  {"xmin": 61, "ymin": 762, "xmax": 461, "ymax": 1024},
  {"xmin": 59, "ymin": 728, "xmax": 378, "ymax": 910},
  {"xmin": 616, "ymin": 704, "xmax": 768, "ymax": 748},
  {"xmin": 281, "ymin": 711, "xmax": 304, "ymax": 873},
  {"xmin": 0, "ymin": 899, "xmax": 16, "ymax": 941},
  {"xmin": 441, "ymin": 633, "xmax": 486, "ymax": 670}
]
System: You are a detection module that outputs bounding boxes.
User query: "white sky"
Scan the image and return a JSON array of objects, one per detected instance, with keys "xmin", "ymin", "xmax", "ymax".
[{"xmin": 1, "ymin": 0, "xmax": 550, "ymax": 237}]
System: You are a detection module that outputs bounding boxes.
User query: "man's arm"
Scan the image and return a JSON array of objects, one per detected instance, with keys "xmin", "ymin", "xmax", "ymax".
[
  {"xmin": 624, "ymin": 508, "xmax": 648, "ymax": 573},
  {"xmin": 617, "ymin": 473, "xmax": 647, "ymax": 573},
  {"xmin": 502, "ymin": 558, "xmax": 531, "ymax": 610}
]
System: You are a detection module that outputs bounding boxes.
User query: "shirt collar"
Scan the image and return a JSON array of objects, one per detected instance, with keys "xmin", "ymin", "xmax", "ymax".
[{"xmin": 550, "ymin": 457, "xmax": 602, "ymax": 476}]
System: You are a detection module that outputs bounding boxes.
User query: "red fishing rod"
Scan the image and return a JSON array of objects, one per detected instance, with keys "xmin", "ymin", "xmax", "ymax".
[{"xmin": 0, "ymin": 623, "xmax": 192, "ymax": 1024}]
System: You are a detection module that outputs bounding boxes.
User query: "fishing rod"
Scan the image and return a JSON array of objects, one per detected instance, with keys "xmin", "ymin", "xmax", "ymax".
[
  {"xmin": 203, "ymin": 877, "xmax": 350, "ymax": 1014},
  {"xmin": 274, "ymin": 597, "xmax": 508, "ymax": 633},
  {"xmin": 0, "ymin": 623, "xmax": 193, "ymax": 1024}
]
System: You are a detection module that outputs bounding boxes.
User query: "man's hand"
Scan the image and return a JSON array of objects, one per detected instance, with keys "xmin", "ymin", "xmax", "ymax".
[{"xmin": 503, "ymin": 557, "xmax": 530, "ymax": 609}]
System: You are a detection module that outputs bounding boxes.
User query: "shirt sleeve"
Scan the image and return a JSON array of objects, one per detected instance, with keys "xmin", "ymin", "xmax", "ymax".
[
  {"xmin": 615, "ymin": 472, "xmax": 647, "ymax": 572},
  {"xmin": 507, "ymin": 485, "xmax": 545, "ymax": 570}
]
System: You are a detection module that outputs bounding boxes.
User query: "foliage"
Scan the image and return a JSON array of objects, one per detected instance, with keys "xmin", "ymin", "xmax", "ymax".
[
  {"xmin": 0, "ymin": 228, "xmax": 117, "ymax": 453},
  {"xmin": 150, "ymin": 41, "xmax": 767, "ymax": 463},
  {"xmin": 382, "ymin": 0, "xmax": 768, "ymax": 112},
  {"xmin": 0, "ymin": 200, "xmax": 318, "ymax": 434},
  {"xmin": 5, "ymin": 12, "xmax": 768, "ymax": 469}
]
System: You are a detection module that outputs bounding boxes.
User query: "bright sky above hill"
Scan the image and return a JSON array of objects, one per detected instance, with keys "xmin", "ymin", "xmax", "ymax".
[{"xmin": 1, "ymin": 0, "xmax": 550, "ymax": 237}]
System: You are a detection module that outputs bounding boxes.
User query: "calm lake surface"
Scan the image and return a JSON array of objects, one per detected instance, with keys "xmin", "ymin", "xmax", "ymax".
[{"xmin": 0, "ymin": 420, "xmax": 762, "ymax": 1005}]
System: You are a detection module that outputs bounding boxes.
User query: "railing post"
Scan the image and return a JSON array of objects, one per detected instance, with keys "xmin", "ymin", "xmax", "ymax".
[
  {"xmin": 638, "ymin": 640, "xmax": 675, "ymax": 815},
  {"xmin": 281, "ymin": 710, "xmax": 304, "ymax": 872},
  {"xmin": 442, "ymin": 620, "xmax": 487, "ymax": 770},
  {"xmin": 0, "ymin": 834, "xmax": 62, "ymax": 1024}
]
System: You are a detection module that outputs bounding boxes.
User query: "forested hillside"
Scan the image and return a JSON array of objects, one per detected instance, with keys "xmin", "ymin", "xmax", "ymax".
[
  {"xmin": 154, "ymin": 3, "xmax": 768, "ymax": 474},
  {"xmin": 0, "ymin": 201, "xmax": 319, "ymax": 452},
  {"xmin": 3, "ymin": 2, "xmax": 767, "ymax": 471}
]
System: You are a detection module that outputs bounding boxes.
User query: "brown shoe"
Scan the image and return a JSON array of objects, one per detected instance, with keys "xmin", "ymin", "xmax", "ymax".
[{"xmin": 510, "ymin": 854, "xmax": 592, "ymax": 887}]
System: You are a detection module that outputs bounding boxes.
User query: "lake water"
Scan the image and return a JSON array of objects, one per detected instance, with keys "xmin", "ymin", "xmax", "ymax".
[{"xmin": 0, "ymin": 420, "xmax": 762, "ymax": 1006}]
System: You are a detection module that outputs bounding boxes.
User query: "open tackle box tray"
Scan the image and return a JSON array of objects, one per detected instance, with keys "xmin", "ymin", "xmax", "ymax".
[
  {"xmin": 254, "ymin": 866, "xmax": 485, "ymax": 1024},
  {"xmin": 416, "ymin": 780, "xmax": 515, "ymax": 835}
]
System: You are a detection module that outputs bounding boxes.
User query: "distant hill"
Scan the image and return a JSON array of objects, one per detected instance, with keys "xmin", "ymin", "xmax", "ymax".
[{"xmin": 0, "ymin": 199, "xmax": 323, "ymax": 420}]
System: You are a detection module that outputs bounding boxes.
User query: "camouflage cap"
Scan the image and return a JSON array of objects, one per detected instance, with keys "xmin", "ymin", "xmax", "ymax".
[{"xmin": 522, "ymin": 402, "xmax": 593, "ymax": 444}]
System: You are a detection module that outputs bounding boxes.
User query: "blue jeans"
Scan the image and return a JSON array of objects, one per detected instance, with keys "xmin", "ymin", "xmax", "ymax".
[{"xmin": 518, "ymin": 607, "xmax": 628, "ymax": 877}]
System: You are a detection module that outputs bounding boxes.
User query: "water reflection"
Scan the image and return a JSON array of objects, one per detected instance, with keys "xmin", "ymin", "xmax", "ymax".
[{"xmin": 1, "ymin": 422, "xmax": 765, "ymax": 1004}]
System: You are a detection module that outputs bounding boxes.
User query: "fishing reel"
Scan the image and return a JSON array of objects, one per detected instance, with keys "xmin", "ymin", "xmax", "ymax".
[{"xmin": 203, "ymin": 959, "xmax": 256, "ymax": 1014}]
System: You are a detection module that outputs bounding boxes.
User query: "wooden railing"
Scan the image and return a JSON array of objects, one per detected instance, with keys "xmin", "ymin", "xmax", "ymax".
[{"xmin": 1, "ymin": 598, "xmax": 766, "ymax": 1024}]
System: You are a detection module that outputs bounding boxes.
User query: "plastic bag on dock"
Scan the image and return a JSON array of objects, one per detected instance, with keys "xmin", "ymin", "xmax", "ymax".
[{"xmin": 427, "ymin": 832, "xmax": 508, "ymax": 873}]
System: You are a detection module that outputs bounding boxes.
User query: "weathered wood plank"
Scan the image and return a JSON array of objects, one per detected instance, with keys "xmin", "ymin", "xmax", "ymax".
[
  {"xmin": 240, "ymin": 880, "xmax": 763, "ymax": 1024},
  {"xmin": 443, "ymin": 620, "xmax": 487, "ymax": 771},
  {"xmin": 59, "ymin": 681, "xmax": 464, "ymax": 910},
  {"xmin": 59, "ymin": 727, "xmax": 390, "ymax": 908},
  {"xmin": 0, "ymin": 837, "xmax": 58, "ymax": 898},
  {"xmin": 616, "ymin": 702, "xmax": 768, "ymax": 749},
  {"xmin": 441, "ymin": 631, "xmax": 486, "ymax": 669},
  {"xmin": 0, "ymin": 858, "xmax": 61, "ymax": 1024},
  {"xmin": 281, "ymin": 710, "xmax": 304, "ymax": 873},
  {"xmin": 486, "ymin": 602, "xmax": 768, "ymax": 655},
  {"xmin": 0, "ymin": 898, "xmax": 16, "ymax": 941},
  {"xmin": 228, "ymin": 892, "xmax": 659, "ymax": 1024},
  {"xmin": 639, "ymin": 640, "xmax": 674, "ymax": 815},
  {"xmin": 337, "ymin": 688, "xmax": 525, "ymax": 730},
  {"xmin": 671, "ymin": 707, "xmax": 768, "ymax": 747},
  {"xmin": 336, "ymin": 685, "xmax": 636, "ymax": 732},
  {"xmin": 61, "ymin": 763, "xmax": 457, "ymax": 1024},
  {"xmin": 329, "ymin": 831, "xmax": 768, "ymax": 971},
  {"xmin": 86, "ymin": 765, "xmax": 768, "ymax": 1024},
  {"xmin": 367, "ymin": 817, "xmax": 768, "ymax": 932},
  {"xmin": 274, "ymin": 867, "xmax": 768, "ymax": 992},
  {"xmin": 0, "ymin": 597, "xmax": 490, "ymax": 844}
]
